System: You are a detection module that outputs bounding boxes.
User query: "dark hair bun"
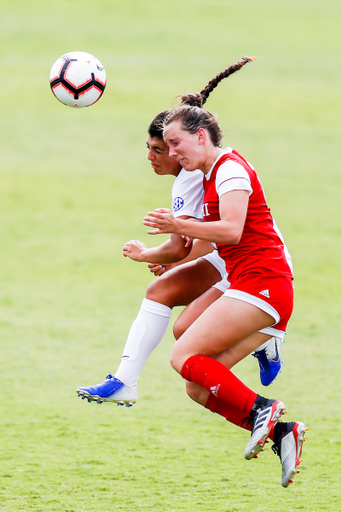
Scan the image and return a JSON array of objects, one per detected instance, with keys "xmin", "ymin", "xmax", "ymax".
[{"xmin": 180, "ymin": 93, "xmax": 203, "ymax": 108}]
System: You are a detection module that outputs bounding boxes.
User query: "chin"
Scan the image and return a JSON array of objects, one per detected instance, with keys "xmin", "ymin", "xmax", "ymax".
[{"xmin": 183, "ymin": 164, "xmax": 196, "ymax": 172}]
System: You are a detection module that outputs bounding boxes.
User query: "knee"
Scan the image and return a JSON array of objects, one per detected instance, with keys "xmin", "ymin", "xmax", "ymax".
[
  {"xmin": 173, "ymin": 316, "xmax": 186, "ymax": 340},
  {"xmin": 169, "ymin": 351, "xmax": 180, "ymax": 373},
  {"xmin": 145, "ymin": 279, "xmax": 163, "ymax": 303},
  {"xmin": 170, "ymin": 342, "xmax": 186, "ymax": 374},
  {"xmin": 145, "ymin": 277, "xmax": 176, "ymax": 307}
]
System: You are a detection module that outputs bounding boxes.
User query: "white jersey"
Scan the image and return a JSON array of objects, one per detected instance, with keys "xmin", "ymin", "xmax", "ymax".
[
  {"xmin": 171, "ymin": 168, "xmax": 228, "ymax": 282},
  {"xmin": 171, "ymin": 168, "xmax": 204, "ymax": 219}
]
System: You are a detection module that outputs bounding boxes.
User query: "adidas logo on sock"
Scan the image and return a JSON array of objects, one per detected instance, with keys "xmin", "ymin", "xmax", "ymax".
[
  {"xmin": 210, "ymin": 384, "xmax": 220, "ymax": 397},
  {"xmin": 259, "ymin": 289, "xmax": 270, "ymax": 298}
]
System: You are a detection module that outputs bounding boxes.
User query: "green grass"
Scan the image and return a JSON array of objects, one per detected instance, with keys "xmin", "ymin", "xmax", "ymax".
[{"xmin": 1, "ymin": 0, "xmax": 341, "ymax": 510}]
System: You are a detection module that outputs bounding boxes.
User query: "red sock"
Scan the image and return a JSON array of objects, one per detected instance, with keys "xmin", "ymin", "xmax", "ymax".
[
  {"xmin": 206, "ymin": 394, "xmax": 252, "ymax": 431},
  {"xmin": 206, "ymin": 393, "xmax": 275, "ymax": 441},
  {"xmin": 182, "ymin": 355, "xmax": 257, "ymax": 413}
]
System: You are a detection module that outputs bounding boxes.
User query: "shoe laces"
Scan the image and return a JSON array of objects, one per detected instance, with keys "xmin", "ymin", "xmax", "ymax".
[
  {"xmin": 271, "ymin": 443, "xmax": 280, "ymax": 457},
  {"xmin": 106, "ymin": 372, "xmax": 114, "ymax": 380},
  {"xmin": 252, "ymin": 351, "xmax": 266, "ymax": 371},
  {"xmin": 252, "ymin": 351, "xmax": 262, "ymax": 360}
]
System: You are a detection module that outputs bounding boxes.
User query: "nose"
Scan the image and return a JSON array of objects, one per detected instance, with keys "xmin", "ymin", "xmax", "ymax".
[
  {"xmin": 168, "ymin": 146, "xmax": 177, "ymax": 158},
  {"xmin": 147, "ymin": 149, "xmax": 155, "ymax": 161}
]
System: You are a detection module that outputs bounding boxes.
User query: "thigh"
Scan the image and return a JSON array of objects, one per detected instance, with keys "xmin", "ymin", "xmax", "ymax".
[
  {"xmin": 214, "ymin": 332, "xmax": 272, "ymax": 369},
  {"xmin": 173, "ymin": 287, "xmax": 223, "ymax": 339},
  {"xmin": 170, "ymin": 295, "xmax": 274, "ymax": 373},
  {"xmin": 146, "ymin": 258, "xmax": 221, "ymax": 307}
]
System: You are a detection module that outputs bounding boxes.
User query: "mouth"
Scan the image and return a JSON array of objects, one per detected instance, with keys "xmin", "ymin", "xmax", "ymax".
[{"xmin": 179, "ymin": 157, "xmax": 189, "ymax": 167}]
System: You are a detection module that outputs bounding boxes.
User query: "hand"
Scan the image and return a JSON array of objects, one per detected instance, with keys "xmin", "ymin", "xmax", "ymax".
[
  {"xmin": 182, "ymin": 235, "xmax": 193, "ymax": 248},
  {"xmin": 147, "ymin": 262, "xmax": 176, "ymax": 276},
  {"xmin": 143, "ymin": 208, "xmax": 178, "ymax": 235},
  {"xmin": 123, "ymin": 240, "xmax": 147, "ymax": 262},
  {"xmin": 147, "ymin": 263, "xmax": 166, "ymax": 276}
]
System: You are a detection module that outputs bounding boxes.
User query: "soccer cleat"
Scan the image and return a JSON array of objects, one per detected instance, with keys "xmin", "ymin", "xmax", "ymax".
[
  {"xmin": 252, "ymin": 337, "xmax": 282, "ymax": 386},
  {"xmin": 244, "ymin": 398, "xmax": 286, "ymax": 460},
  {"xmin": 76, "ymin": 373, "xmax": 138, "ymax": 406},
  {"xmin": 272, "ymin": 421, "xmax": 308, "ymax": 488}
]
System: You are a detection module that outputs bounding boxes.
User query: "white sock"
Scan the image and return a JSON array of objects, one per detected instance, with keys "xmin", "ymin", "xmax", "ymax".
[
  {"xmin": 254, "ymin": 339, "xmax": 272, "ymax": 352},
  {"xmin": 254, "ymin": 337, "xmax": 283, "ymax": 353},
  {"xmin": 114, "ymin": 298, "xmax": 172, "ymax": 388}
]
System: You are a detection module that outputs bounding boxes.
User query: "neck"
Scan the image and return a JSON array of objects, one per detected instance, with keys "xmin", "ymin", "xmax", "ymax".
[{"xmin": 201, "ymin": 146, "xmax": 223, "ymax": 175}]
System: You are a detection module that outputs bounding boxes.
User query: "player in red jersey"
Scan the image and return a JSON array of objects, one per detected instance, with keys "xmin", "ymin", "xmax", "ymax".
[
  {"xmin": 77, "ymin": 109, "xmax": 283, "ymax": 408},
  {"xmin": 143, "ymin": 57, "xmax": 308, "ymax": 487}
]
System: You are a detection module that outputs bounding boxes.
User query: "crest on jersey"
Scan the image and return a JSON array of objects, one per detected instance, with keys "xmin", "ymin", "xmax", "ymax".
[{"xmin": 173, "ymin": 197, "xmax": 184, "ymax": 212}]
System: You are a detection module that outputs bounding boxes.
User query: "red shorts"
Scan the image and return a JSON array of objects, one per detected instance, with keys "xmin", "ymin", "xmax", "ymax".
[{"xmin": 223, "ymin": 271, "xmax": 294, "ymax": 335}]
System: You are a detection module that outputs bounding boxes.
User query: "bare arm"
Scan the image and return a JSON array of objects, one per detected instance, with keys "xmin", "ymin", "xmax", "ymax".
[
  {"xmin": 170, "ymin": 238, "xmax": 214, "ymax": 264},
  {"xmin": 123, "ymin": 215, "xmax": 195, "ymax": 264},
  {"xmin": 147, "ymin": 238, "xmax": 215, "ymax": 276},
  {"xmin": 123, "ymin": 233, "xmax": 191, "ymax": 264},
  {"xmin": 143, "ymin": 190, "xmax": 249, "ymax": 245}
]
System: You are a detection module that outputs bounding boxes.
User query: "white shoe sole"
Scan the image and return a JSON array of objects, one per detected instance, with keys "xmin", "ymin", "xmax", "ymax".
[
  {"xmin": 77, "ymin": 389, "xmax": 137, "ymax": 406},
  {"xmin": 281, "ymin": 422, "xmax": 308, "ymax": 487},
  {"xmin": 245, "ymin": 401, "xmax": 286, "ymax": 460}
]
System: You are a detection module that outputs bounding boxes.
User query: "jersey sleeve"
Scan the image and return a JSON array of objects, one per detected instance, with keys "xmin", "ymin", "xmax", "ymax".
[
  {"xmin": 172, "ymin": 169, "xmax": 204, "ymax": 219},
  {"xmin": 216, "ymin": 161, "xmax": 253, "ymax": 197}
]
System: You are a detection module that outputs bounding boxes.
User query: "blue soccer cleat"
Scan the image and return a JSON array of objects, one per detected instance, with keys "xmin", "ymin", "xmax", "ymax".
[
  {"xmin": 252, "ymin": 337, "xmax": 282, "ymax": 386},
  {"xmin": 76, "ymin": 373, "xmax": 138, "ymax": 406}
]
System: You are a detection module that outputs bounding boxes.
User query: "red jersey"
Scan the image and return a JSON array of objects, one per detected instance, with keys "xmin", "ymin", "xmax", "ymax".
[{"xmin": 202, "ymin": 149, "xmax": 293, "ymax": 283}]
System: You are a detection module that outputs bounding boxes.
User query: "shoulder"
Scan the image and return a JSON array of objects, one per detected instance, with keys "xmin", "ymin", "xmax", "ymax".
[
  {"xmin": 216, "ymin": 160, "xmax": 251, "ymax": 189},
  {"xmin": 172, "ymin": 169, "xmax": 204, "ymax": 218},
  {"xmin": 215, "ymin": 155, "xmax": 253, "ymax": 197},
  {"xmin": 173, "ymin": 168, "xmax": 203, "ymax": 195},
  {"xmin": 175, "ymin": 168, "xmax": 203, "ymax": 185}
]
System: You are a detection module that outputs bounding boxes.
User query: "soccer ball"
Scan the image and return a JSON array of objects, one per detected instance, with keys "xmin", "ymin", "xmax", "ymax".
[{"xmin": 49, "ymin": 51, "xmax": 107, "ymax": 108}]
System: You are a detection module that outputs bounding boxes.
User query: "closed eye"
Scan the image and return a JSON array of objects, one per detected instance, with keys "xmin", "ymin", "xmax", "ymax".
[{"xmin": 146, "ymin": 143, "xmax": 165, "ymax": 154}]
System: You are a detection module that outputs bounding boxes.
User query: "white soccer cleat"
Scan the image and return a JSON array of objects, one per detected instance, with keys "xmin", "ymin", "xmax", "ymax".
[
  {"xmin": 244, "ymin": 399, "xmax": 286, "ymax": 460},
  {"xmin": 272, "ymin": 421, "xmax": 308, "ymax": 487}
]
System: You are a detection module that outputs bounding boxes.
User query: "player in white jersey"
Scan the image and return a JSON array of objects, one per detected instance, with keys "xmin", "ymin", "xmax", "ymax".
[{"xmin": 76, "ymin": 110, "xmax": 282, "ymax": 408}]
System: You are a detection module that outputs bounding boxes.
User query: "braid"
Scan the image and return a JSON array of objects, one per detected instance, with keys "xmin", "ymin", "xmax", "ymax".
[
  {"xmin": 200, "ymin": 56, "xmax": 256, "ymax": 105},
  {"xmin": 166, "ymin": 56, "xmax": 256, "ymax": 148},
  {"xmin": 180, "ymin": 56, "xmax": 256, "ymax": 107}
]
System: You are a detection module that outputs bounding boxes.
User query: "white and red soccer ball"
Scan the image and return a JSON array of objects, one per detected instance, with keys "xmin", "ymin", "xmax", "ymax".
[{"xmin": 49, "ymin": 51, "xmax": 107, "ymax": 108}]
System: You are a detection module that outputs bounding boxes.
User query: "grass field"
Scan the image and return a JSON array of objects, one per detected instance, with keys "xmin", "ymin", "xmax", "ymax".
[{"xmin": 1, "ymin": 0, "xmax": 341, "ymax": 510}]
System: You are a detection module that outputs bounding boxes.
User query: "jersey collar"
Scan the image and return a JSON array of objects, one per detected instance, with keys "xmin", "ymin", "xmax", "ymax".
[{"xmin": 205, "ymin": 147, "xmax": 233, "ymax": 180}]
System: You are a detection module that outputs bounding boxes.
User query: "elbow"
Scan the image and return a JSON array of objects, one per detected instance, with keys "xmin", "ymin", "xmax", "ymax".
[
  {"xmin": 229, "ymin": 233, "xmax": 242, "ymax": 245},
  {"xmin": 219, "ymin": 220, "xmax": 244, "ymax": 246},
  {"xmin": 219, "ymin": 227, "xmax": 243, "ymax": 245},
  {"xmin": 221, "ymin": 228, "xmax": 242, "ymax": 246}
]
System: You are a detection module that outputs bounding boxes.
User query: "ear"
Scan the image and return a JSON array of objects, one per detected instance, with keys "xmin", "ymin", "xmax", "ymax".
[{"xmin": 197, "ymin": 128, "xmax": 206, "ymax": 145}]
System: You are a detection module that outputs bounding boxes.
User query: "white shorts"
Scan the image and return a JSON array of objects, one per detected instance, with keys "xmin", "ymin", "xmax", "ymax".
[
  {"xmin": 201, "ymin": 250, "xmax": 230, "ymax": 294},
  {"xmin": 202, "ymin": 250, "xmax": 227, "ymax": 280},
  {"xmin": 213, "ymin": 278, "xmax": 231, "ymax": 293}
]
